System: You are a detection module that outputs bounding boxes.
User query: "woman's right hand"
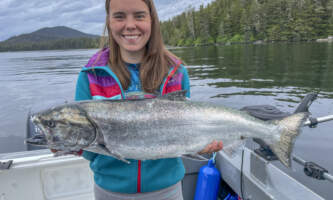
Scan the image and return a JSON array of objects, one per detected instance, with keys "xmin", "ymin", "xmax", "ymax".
[{"xmin": 199, "ymin": 140, "xmax": 223, "ymax": 154}]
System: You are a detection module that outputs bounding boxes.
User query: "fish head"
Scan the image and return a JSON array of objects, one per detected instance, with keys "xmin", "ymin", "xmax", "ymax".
[{"xmin": 26, "ymin": 104, "xmax": 96, "ymax": 152}]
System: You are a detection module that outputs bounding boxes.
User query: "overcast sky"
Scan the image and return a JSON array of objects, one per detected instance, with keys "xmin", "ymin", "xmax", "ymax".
[{"xmin": 0, "ymin": 0, "xmax": 213, "ymax": 42}]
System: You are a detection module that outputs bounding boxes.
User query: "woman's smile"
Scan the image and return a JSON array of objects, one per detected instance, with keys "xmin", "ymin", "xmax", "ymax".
[{"xmin": 122, "ymin": 34, "xmax": 141, "ymax": 42}]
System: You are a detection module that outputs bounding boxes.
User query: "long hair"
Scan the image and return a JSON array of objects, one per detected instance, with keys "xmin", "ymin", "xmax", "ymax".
[{"xmin": 99, "ymin": 0, "xmax": 179, "ymax": 93}]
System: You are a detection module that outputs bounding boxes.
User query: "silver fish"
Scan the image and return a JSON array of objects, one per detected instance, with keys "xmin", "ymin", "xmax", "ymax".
[{"xmin": 26, "ymin": 92, "xmax": 307, "ymax": 167}]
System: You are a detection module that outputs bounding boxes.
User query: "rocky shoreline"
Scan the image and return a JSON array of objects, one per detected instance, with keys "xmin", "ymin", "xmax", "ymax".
[{"xmin": 316, "ymin": 36, "xmax": 333, "ymax": 43}]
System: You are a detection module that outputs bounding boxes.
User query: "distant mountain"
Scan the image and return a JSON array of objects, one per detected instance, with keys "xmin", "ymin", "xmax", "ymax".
[
  {"xmin": 4, "ymin": 26, "xmax": 99, "ymax": 45},
  {"xmin": 0, "ymin": 26, "xmax": 100, "ymax": 51}
]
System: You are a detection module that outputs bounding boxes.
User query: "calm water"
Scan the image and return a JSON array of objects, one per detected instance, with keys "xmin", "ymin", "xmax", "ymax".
[{"xmin": 0, "ymin": 43, "xmax": 332, "ymax": 198}]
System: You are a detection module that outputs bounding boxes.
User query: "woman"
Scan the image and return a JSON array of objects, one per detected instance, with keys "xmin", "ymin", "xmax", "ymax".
[{"xmin": 74, "ymin": 0, "xmax": 223, "ymax": 199}]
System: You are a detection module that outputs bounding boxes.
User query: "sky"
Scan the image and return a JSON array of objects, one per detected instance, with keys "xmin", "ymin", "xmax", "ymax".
[{"xmin": 0, "ymin": 0, "xmax": 214, "ymax": 42}]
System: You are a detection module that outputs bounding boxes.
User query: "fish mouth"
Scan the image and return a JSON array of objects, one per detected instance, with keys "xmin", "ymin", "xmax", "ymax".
[
  {"xmin": 26, "ymin": 134, "xmax": 48, "ymax": 146},
  {"xmin": 26, "ymin": 113, "xmax": 48, "ymax": 146}
]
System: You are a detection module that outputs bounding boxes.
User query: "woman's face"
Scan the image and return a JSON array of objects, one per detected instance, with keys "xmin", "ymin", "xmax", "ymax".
[{"xmin": 109, "ymin": 0, "xmax": 152, "ymax": 59}]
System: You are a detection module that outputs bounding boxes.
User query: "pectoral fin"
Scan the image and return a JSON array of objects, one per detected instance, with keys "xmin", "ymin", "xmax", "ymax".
[
  {"xmin": 91, "ymin": 129, "xmax": 131, "ymax": 164},
  {"xmin": 96, "ymin": 144, "xmax": 131, "ymax": 164}
]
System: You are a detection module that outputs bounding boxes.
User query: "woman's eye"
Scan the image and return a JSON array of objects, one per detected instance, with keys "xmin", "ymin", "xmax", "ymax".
[
  {"xmin": 136, "ymin": 15, "xmax": 145, "ymax": 19},
  {"xmin": 113, "ymin": 14, "xmax": 125, "ymax": 19},
  {"xmin": 47, "ymin": 120, "xmax": 55, "ymax": 128},
  {"xmin": 135, "ymin": 14, "xmax": 148, "ymax": 20}
]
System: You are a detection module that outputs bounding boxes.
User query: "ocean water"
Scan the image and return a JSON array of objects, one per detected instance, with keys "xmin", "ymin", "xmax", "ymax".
[{"xmin": 0, "ymin": 43, "xmax": 332, "ymax": 198}]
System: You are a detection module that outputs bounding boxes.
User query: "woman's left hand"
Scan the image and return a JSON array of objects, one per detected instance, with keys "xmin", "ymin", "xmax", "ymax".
[{"xmin": 199, "ymin": 140, "xmax": 223, "ymax": 154}]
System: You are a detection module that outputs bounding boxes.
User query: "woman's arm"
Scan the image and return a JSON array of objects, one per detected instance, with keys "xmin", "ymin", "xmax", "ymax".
[{"xmin": 75, "ymin": 71, "xmax": 92, "ymax": 101}]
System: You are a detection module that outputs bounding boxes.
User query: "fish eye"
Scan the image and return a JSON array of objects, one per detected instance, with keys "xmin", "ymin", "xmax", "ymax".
[{"xmin": 46, "ymin": 120, "xmax": 56, "ymax": 128}]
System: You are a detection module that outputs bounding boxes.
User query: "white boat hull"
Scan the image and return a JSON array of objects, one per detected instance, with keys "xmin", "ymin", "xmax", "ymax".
[
  {"xmin": 0, "ymin": 150, "xmax": 93, "ymax": 200},
  {"xmin": 0, "ymin": 147, "xmax": 326, "ymax": 200}
]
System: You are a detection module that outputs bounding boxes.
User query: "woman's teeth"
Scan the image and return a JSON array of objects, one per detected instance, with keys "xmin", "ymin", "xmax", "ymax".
[{"xmin": 124, "ymin": 35, "xmax": 139, "ymax": 39}]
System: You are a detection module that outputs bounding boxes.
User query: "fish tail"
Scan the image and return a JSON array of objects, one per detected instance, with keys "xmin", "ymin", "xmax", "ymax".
[{"xmin": 271, "ymin": 112, "xmax": 308, "ymax": 167}]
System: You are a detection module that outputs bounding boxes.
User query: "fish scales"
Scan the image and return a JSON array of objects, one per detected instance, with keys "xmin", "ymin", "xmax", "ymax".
[
  {"xmin": 85, "ymin": 100, "xmax": 277, "ymax": 156},
  {"xmin": 26, "ymin": 92, "xmax": 308, "ymax": 167}
]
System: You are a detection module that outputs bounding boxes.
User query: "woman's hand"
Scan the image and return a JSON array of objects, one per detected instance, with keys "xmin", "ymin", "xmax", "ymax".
[{"xmin": 199, "ymin": 140, "xmax": 223, "ymax": 154}]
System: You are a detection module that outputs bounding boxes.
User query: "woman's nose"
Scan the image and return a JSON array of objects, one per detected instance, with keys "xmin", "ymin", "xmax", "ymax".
[{"xmin": 125, "ymin": 16, "xmax": 136, "ymax": 30}]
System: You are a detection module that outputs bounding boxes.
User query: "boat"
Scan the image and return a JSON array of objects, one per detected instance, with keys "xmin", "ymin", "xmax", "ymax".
[
  {"xmin": 1, "ymin": 146, "xmax": 331, "ymax": 200},
  {"xmin": 1, "ymin": 94, "xmax": 332, "ymax": 200}
]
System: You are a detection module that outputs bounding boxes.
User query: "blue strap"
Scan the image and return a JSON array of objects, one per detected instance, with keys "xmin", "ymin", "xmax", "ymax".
[
  {"xmin": 224, "ymin": 194, "xmax": 231, "ymax": 200},
  {"xmin": 212, "ymin": 152, "xmax": 217, "ymax": 164}
]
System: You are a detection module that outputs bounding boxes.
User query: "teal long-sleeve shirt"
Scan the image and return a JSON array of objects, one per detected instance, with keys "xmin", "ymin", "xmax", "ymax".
[{"xmin": 74, "ymin": 62, "xmax": 191, "ymax": 194}]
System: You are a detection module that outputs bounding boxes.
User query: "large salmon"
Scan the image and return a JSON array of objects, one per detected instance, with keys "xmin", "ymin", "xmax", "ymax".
[{"xmin": 26, "ymin": 91, "xmax": 307, "ymax": 167}]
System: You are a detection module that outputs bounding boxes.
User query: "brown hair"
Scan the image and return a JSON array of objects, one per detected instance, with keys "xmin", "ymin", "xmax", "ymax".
[{"xmin": 99, "ymin": 0, "xmax": 179, "ymax": 93}]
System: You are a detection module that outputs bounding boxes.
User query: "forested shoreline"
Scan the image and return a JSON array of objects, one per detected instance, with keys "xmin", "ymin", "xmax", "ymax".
[
  {"xmin": 0, "ymin": 37, "xmax": 99, "ymax": 52},
  {"xmin": 1, "ymin": 0, "xmax": 333, "ymax": 51},
  {"xmin": 160, "ymin": 0, "xmax": 333, "ymax": 46}
]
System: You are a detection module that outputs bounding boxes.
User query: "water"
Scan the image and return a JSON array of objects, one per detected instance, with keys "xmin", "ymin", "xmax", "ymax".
[
  {"xmin": 0, "ymin": 49, "xmax": 95, "ymax": 152},
  {"xmin": 0, "ymin": 43, "xmax": 332, "ymax": 198}
]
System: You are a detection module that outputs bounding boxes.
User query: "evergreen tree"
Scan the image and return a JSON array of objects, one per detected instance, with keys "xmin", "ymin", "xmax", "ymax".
[{"xmin": 160, "ymin": 0, "xmax": 333, "ymax": 46}]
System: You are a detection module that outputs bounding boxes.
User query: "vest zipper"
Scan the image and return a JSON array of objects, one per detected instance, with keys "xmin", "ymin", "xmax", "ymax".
[{"xmin": 137, "ymin": 160, "xmax": 141, "ymax": 193}]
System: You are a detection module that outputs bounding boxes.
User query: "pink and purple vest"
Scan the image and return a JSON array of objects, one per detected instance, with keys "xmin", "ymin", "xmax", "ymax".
[{"xmin": 83, "ymin": 48, "xmax": 184, "ymax": 100}]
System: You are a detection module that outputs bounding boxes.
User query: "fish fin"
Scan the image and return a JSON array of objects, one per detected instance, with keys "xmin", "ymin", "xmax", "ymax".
[
  {"xmin": 53, "ymin": 150, "xmax": 75, "ymax": 157},
  {"xmin": 110, "ymin": 153, "xmax": 131, "ymax": 164},
  {"xmin": 53, "ymin": 151, "xmax": 67, "ymax": 157},
  {"xmin": 160, "ymin": 90, "xmax": 188, "ymax": 101},
  {"xmin": 223, "ymin": 140, "xmax": 245, "ymax": 157},
  {"xmin": 269, "ymin": 112, "xmax": 308, "ymax": 168},
  {"xmin": 182, "ymin": 154, "xmax": 208, "ymax": 161},
  {"xmin": 93, "ymin": 130, "xmax": 130, "ymax": 164},
  {"xmin": 96, "ymin": 144, "xmax": 131, "ymax": 164}
]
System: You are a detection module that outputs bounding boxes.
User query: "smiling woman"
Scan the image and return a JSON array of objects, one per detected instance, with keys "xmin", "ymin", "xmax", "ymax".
[
  {"xmin": 102, "ymin": 0, "xmax": 175, "ymax": 94},
  {"xmin": 65, "ymin": 0, "xmax": 223, "ymax": 200}
]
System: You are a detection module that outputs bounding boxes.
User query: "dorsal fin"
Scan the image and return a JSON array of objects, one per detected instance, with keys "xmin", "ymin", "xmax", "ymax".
[{"xmin": 159, "ymin": 90, "xmax": 188, "ymax": 101}]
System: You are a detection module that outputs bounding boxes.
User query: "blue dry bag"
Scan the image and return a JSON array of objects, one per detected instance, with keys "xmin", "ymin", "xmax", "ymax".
[{"xmin": 194, "ymin": 159, "xmax": 221, "ymax": 200}]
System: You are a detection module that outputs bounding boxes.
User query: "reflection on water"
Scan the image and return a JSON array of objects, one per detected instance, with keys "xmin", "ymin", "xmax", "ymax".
[
  {"xmin": 175, "ymin": 43, "xmax": 333, "ymax": 99},
  {"xmin": 0, "ymin": 44, "xmax": 332, "ymax": 198}
]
